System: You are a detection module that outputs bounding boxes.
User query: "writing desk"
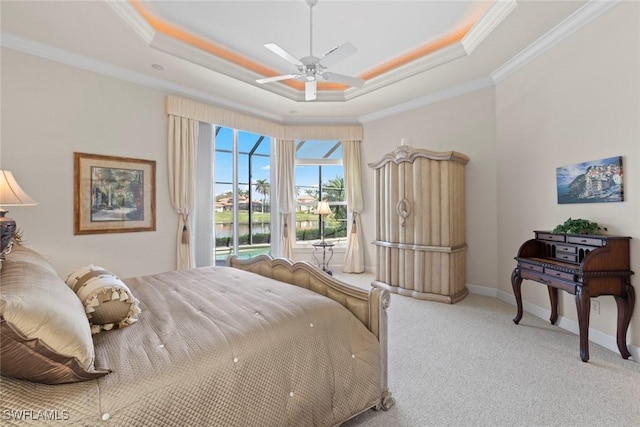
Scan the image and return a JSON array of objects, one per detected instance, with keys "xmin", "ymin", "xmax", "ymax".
[{"xmin": 511, "ymin": 231, "xmax": 634, "ymax": 362}]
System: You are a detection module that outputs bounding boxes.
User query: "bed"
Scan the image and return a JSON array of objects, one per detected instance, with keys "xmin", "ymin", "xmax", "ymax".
[{"xmin": 0, "ymin": 244, "xmax": 393, "ymax": 426}]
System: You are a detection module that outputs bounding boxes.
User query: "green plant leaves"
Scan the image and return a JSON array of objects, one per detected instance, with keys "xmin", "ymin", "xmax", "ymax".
[{"xmin": 551, "ymin": 218, "xmax": 606, "ymax": 235}]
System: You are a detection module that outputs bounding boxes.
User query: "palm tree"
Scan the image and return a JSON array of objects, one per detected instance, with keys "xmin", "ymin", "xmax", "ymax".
[
  {"xmin": 323, "ymin": 176, "xmax": 344, "ymax": 202},
  {"xmin": 254, "ymin": 179, "xmax": 270, "ymax": 213},
  {"xmin": 323, "ymin": 177, "xmax": 347, "ymax": 229}
]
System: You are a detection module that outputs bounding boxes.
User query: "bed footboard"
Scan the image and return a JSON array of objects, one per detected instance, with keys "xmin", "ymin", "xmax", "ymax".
[{"xmin": 227, "ymin": 255, "xmax": 394, "ymax": 411}]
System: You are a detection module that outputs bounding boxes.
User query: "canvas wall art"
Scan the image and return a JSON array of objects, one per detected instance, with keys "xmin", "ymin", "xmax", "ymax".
[{"xmin": 556, "ymin": 156, "xmax": 623, "ymax": 204}]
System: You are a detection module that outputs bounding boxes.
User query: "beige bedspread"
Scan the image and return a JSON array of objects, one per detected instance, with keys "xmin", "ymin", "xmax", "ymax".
[{"xmin": 1, "ymin": 266, "xmax": 382, "ymax": 426}]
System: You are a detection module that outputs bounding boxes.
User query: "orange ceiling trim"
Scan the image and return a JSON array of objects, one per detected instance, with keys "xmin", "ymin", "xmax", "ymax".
[
  {"xmin": 130, "ymin": 1, "xmax": 475, "ymax": 95},
  {"xmin": 129, "ymin": 0, "xmax": 302, "ymax": 90},
  {"xmin": 360, "ymin": 24, "xmax": 473, "ymax": 81}
]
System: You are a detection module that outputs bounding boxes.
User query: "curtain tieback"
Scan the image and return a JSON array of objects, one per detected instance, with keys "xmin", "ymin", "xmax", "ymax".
[{"xmin": 181, "ymin": 214, "xmax": 190, "ymax": 244}]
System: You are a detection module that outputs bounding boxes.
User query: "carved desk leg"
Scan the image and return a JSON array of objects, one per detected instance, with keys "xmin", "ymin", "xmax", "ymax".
[
  {"xmin": 614, "ymin": 281, "xmax": 635, "ymax": 359},
  {"xmin": 547, "ymin": 286, "xmax": 559, "ymax": 325},
  {"xmin": 575, "ymin": 285, "xmax": 591, "ymax": 362},
  {"xmin": 511, "ymin": 267, "xmax": 524, "ymax": 324}
]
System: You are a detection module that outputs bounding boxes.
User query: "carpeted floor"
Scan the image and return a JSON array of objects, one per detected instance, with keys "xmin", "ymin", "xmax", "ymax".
[{"xmin": 333, "ymin": 273, "xmax": 640, "ymax": 427}]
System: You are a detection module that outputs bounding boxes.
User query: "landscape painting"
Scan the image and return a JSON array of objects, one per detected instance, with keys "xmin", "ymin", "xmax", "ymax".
[
  {"xmin": 75, "ymin": 152, "xmax": 156, "ymax": 234},
  {"xmin": 556, "ymin": 156, "xmax": 623, "ymax": 204},
  {"xmin": 90, "ymin": 166, "xmax": 144, "ymax": 222}
]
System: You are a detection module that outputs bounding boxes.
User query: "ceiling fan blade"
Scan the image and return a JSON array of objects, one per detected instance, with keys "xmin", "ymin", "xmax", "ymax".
[
  {"xmin": 256, "ymin": 74, "xmax": 299, "ymax": 84},
  {"xmin": 322, "ymin": 72, "xmax": 365, "ymax": 88},
  {"xmin": 264, "ymin": 43, "xmax": 303, "ymax": 67},
  {"xmin": 318, "ymin": 42, "xmax": 357, "ymax": 68},
  {"xmin": 305, "ymin": 80, "xmax": 317, "ymax": 101}
]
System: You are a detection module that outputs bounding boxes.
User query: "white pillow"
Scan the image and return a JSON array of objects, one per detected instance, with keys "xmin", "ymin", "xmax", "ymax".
[{"xmin": 66, "ymin": 265, "xmax": 141, "ymax": 334}]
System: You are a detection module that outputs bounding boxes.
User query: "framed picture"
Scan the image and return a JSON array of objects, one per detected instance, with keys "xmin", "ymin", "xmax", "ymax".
[
  {"xmin": 74, "ymin": 152, "xmax": 156, "ymax": 234},
  {"xmin": 556, "ymin": 156, "xmax": 623, "ymax": 204}
]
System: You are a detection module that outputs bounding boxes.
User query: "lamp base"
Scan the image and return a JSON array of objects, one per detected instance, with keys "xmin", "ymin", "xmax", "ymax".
[{"xmin": 0, "ymin": 215, "xmax": 16, "ymax": 254}]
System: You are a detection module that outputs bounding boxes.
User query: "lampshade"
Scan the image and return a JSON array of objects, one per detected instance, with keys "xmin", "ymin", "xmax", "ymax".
[
  {"xmin": 0, "ymin": 170, "xmax": 38, "ymax": 210},
  {"xmin": 1, "ymin": 170, "xmax": 37, "ymax": 254},
  {"xmin": 316, "ymin": 200, "xmax": 331, "ymax": 216}
]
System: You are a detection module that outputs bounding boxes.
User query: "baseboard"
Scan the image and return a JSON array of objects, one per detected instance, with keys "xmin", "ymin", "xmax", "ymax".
[
  {"xmin": 466, "ymin": 283, "xmax": 499, "ymax": 298},
  {"xmin": 464, "ymin": 286, "xmax": 640, "ymax": 361}
]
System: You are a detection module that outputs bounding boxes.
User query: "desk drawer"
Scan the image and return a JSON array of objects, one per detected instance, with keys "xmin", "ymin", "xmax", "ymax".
[
  {"xmin": 556, "ymin": 244, "xmax": 577, "ymax": 254},
  {"xmin": 536, "ymin": 232, "xmax": 565, "ymax": 242},
  {"xmin": 566, "ymin": 236, "xmax": 605, "ymax": 247},
  {"xmin": 555, "ymin": 253, "xmax": 578, "ymax": 263},
  {"xmin": 520, "ymin": 269, "xmax": 577, "ymax": 294},
  {"xmin": 521, "ymin": 263, "xmax": 544, "ymax": 273},
  {"xmin": 544, "ymin": 268, "xmax": 576, "ymax": 281}
]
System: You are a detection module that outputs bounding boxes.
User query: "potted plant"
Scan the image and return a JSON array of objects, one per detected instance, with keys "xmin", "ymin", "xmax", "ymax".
[{"xmin": 551, "ymin": 218, "xmax": 607, "ymax": 235}]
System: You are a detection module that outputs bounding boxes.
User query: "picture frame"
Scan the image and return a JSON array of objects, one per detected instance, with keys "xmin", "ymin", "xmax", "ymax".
[
  {"xmin": 74, "ymin": 152, "xmax": 156, "ymax": 234},
  {"xmin": 556, "ymin": 156, "xmax": 623, "ymax": 204}
]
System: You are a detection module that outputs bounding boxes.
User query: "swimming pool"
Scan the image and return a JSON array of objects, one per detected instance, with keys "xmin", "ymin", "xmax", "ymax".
[{"xmin": 215, "ymin": 245, "xmax": 271, "ymax": 264}]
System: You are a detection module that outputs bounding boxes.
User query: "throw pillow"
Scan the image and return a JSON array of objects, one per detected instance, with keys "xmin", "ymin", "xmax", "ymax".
[
  {"xmin": 66, "ymin": 265, "xmax": 141, "ymax": 334},
  {"xmin": 0, "ymin": 244, "xmax": 110, "ymax": 384}
]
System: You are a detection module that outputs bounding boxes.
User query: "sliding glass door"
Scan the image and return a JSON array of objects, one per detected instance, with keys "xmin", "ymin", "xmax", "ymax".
[{"xmin": 213, "ymin": 126, "xmax": 271, "ymax": 264}]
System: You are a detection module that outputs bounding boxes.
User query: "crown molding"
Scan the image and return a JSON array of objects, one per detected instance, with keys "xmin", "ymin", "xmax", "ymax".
[
  {"xmin": 347, "ymin": 42, "xmax": 467, "ymax": 103},
  {"xmin": 1, "ymin": 0, "xmax": 620, "ymax": 125},
  {"xmin": 491, "ymin": 0, "xmax": 620, "ymax": 83},
  {"xmin": 463, "ymin": 0, "xmax": 518, "ymax": 54},
  {"xmin": 357, "ymin": 77, "xmax": 495, "ymax": 123},
  {"xmin": 105, "ymin": 0, "xmax": 155, "ymax": 44}
]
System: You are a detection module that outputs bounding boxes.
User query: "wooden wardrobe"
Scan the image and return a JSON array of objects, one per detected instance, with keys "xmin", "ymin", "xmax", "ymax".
[{"xmin": 369, "ymin": 146, "xmax": 469, "ymax": 303}]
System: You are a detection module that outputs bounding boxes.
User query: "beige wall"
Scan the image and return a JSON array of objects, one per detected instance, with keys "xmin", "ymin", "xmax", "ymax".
[
  {"xmin": 495, "ymin": 2, "xmax": 639, "ymax": 347},
  {"xmin": 1, "ymin": 48, "xmax": 175, "ymax": 279},
  {"xmin": 361, "ymin": 88, "xmax": 499, "ymax": 290}
]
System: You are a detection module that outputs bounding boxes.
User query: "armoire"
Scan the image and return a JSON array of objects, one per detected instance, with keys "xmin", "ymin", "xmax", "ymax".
[{"xmin": 369, "ymin": 145, "xmax": 469, "ymax": 303}]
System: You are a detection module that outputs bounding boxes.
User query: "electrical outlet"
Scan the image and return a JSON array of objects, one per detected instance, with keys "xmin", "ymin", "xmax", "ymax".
[{"xmin": 591, "ymin": 300, "xmax": 600, "ymax": 315}]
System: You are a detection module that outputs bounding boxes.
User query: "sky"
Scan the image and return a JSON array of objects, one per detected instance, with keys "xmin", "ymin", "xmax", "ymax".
[
  {"xmin": 213, "ymin": 127, "xmax": 343, "ymax": 200},
  {"xmin": 555, "ymin": 156, "xmax": 622, "ymax": 187}
]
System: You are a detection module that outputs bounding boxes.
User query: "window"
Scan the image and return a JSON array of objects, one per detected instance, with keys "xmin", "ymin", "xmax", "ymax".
[
  {"xmin": 214, "ymin": 126, "xmax": 271, "ymax": 264},
  {"xmin": 294, "ymin": 140, "xmax": 347, "ymax": 243}
]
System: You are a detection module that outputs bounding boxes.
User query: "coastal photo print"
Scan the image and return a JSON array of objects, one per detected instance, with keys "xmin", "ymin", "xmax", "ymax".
[{"xmin": 556, "ymin": 156, "xmax": 623, "ymax": 204}]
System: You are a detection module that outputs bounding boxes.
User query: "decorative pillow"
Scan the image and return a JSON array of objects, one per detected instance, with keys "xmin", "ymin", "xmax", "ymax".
[
  {"xmin": 0, "ymin": 244, "xmax": 110, "ymax": 384},
  {"xmin": 65, "ymin": 265, "xmax": 141, "ymax": 334}
]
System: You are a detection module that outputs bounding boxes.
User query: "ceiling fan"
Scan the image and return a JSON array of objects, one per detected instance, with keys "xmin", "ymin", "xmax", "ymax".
[{"xmin": 256, "ymin": 0, "xmax": 364, "ymax": 101}]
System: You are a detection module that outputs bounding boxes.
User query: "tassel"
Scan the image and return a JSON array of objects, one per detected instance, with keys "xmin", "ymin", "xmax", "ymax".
[
  {"xmin": 89, "ymin": 296, "xmax": 100, "ymax": 307},
  {"xmin": 91, "ymin": 325, "xmax": 101, "ymax": 335},
  {"xmin": 351, "ymin": 219, "xmax": 357, "ymax": 234},
  {"xmin": 86, "ymin": 305, "xmax": 95, "ymax": 314},
  {"xmin": 102, "ymin": 323, "xmax": 114, "ymax": 331},
  {"xmin": 111, "ymin": 290, "xmax": 119, "ymax": 300},
  {"xmin": 119, "ymin": 291, "xmax": 129, "ymax": 302},
  {"xmin": 283, "ymin": 220, "xmax": 288, "ymax": 238},
  {"xmin": 181, "ymin": 225, "xmax": 190, "ymax": 244}
]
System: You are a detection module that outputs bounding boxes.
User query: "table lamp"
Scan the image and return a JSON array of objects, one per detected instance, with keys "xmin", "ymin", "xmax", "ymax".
[
  {"xmin": 0, "ymin": 170, "xmax": 38, "ymax": 253},
  {"xmin": 316, "ymin": 199, "xmax": 331, "ymax": 243}
]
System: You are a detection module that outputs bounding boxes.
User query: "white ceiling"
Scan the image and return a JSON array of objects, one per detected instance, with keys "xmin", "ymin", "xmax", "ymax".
[{"xmin": 1, "ymin": 0, "xmax": 610, "ymax": 124}]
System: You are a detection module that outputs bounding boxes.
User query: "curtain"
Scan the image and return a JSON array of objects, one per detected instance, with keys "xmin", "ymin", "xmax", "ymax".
[
  {"xmin": 168, "ymin": 115, "xmax": 198, "ymax": 269},
  {"xmin": 342, "ymin": 139, "xmax": 365, "ymax": 273},
  {"xmin": 273, "ymin": 139, "xmax": 296, "ymax": 259}
]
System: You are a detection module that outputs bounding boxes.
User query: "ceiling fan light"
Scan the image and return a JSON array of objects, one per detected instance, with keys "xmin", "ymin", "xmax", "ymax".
[{"xmin": 305, "ymin": 80, "xmax": 317, "ymax": 101}]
